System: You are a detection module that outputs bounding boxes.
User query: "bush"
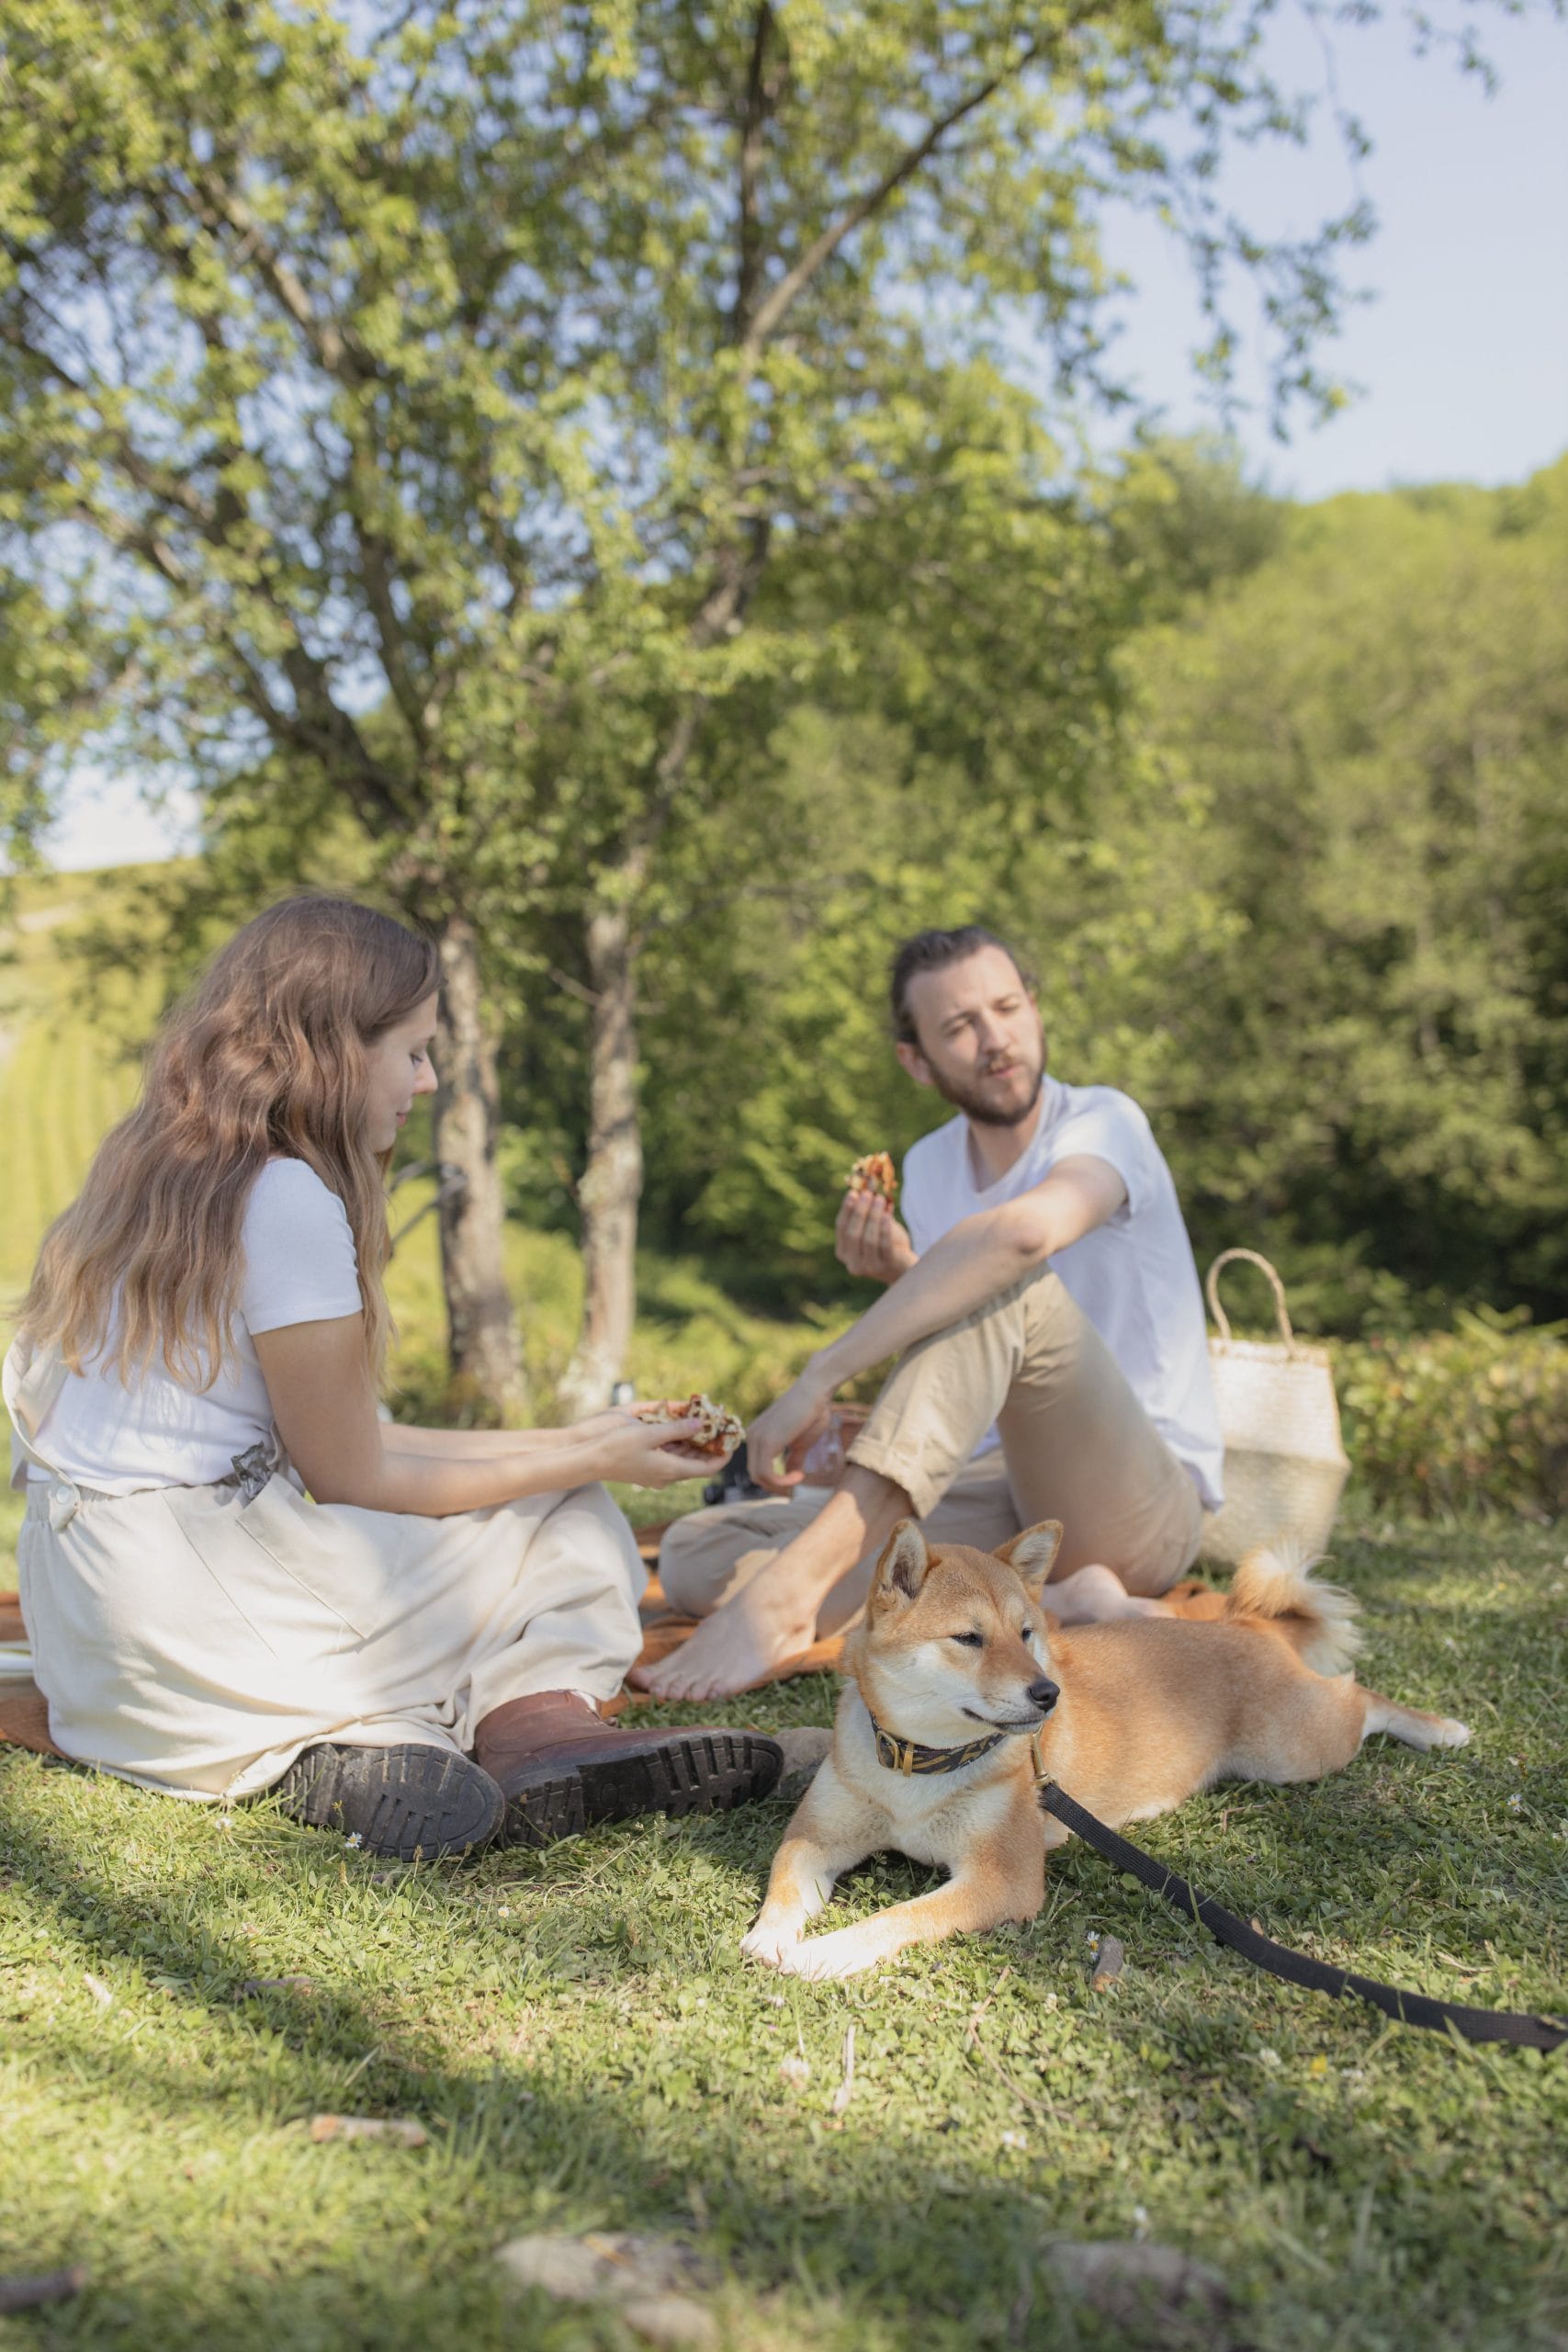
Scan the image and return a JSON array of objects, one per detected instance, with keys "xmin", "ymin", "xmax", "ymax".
[{"xmin": 1334, "ymin": 1313, "xmax": 1568, "ymax": 1519}]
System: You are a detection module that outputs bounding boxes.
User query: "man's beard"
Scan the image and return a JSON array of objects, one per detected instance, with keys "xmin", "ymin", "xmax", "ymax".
[{"xmin": 931, "ymin": 1048, "xmax": 1045, "ymax": 1130}]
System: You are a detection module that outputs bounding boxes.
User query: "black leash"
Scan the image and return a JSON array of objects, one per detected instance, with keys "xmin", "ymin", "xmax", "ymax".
[{"xmin": 1038, "ymin": 1781, "xmax": 1567, "ymax": 2052}]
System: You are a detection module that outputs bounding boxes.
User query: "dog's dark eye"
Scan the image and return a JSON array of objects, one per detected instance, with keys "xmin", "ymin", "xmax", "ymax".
[{"xmin": 949, "ymin": 1631, "xmax": 984, "ymax": 1648}]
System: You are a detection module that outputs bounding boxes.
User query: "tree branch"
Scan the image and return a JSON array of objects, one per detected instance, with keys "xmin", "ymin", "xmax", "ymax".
[
  {"xmin": 186, "ymin": 169, "xmax": 380, "ymax": 389},
  {"xmin": 740, "ymin": 39, "xmax": 1043, "ymax": 365},
  {"xmin": 732, "ymin": 1, "xmax": 777, "ymax": 342},
  {"xmin": 1, "ymin": 312, "xmax": 222, "ymax": 532},
  {"xmin": 344, "ymin": 451, "xmax": 434, "ymax": 752}
]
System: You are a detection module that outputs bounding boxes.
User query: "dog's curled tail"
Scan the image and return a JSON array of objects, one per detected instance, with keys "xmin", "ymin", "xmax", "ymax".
[{"xmin": 1225, "ymin": 1535, "xmax": 1362, "ymax": 1675}]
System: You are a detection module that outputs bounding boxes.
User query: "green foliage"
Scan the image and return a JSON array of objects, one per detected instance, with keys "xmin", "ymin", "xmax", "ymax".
[
  {"xmin": 2, "ymin": 0, "xmax": 1551, "ymax": 1396},
  {"xmin": 1336, "ymin": 1317, "xmax": 1568, "ymax": 1520},
  {"xmin": 1123, "ymin": 456, "xmax": 1568, "ymax": 1320},
  {"xmin": 616, "ymin": 456, "xmax": 1568, "ymax": 1336},
  {"xmin": 0, "ymin": 0, "xmax": 1371, "ymax": 913}
]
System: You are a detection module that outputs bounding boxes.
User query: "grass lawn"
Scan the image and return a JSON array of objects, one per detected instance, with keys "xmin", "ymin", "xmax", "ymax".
[
  {"xmin": 2, "ymin": 872, "xmax": 1565, "ymax": 2346},
  {"xmin": 2, "ymin": 1511, "xmax": 1565, "ymax": 2351}
]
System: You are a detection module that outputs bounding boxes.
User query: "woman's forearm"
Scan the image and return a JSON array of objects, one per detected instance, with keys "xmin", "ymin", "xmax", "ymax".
[
  {"xmin": 314, "ymin": 1428, "xmax": 599, "ymax": 1516},
  {"xmin": 382, "ymin": 1424, "xmax": 570, "ymax": 1463}
]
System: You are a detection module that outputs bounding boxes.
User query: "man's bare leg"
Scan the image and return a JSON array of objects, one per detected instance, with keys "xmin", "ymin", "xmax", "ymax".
[
  {"xmin": 1046, "ymin": 1564, "xmax": 1173, "ymax": 1623},
  {"xmin": 628, "ymin": 1465, "xmax": 912, "ymax": 1701}
]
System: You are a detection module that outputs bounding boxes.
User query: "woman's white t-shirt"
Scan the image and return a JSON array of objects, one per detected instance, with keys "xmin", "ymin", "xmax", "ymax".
[
  {"xmin": 28, "ymin": 1159, "xmax": 363, "ymax": 1494},
  {"xmin": 901, "ymin": 1077, "xmax": 1225, "ymax": 1510}
]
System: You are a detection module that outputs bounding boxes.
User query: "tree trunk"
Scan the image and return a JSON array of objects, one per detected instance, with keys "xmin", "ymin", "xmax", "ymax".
[
  {"xmin": 558, "ymin": 896, "xmax": 643, "ymax": 1419},
  {"xmin": 432, "ymin": 912, "xmax": 528, "ymax": 1420}
]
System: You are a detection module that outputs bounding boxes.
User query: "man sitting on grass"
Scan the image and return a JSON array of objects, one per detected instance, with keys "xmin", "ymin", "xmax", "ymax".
[{"xmin": 632, "ymin": 923, "xmax": 1224, "ymax": 1701}]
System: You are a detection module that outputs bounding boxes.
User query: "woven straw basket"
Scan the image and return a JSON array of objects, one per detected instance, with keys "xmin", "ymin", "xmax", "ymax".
[{"xmin": 1199, "ymin": 1249, "xmax": 1349, "ymax": 1566}]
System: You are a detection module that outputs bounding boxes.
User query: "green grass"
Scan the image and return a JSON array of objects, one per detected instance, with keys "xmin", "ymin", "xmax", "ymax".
[
  {"xmin": 1, "ymin": 1514, "xmax": 1565, "ymax": 2350},
  {"xmin": 3, "ymin": 876, "xmax": 1565, "ymax": 2346}
]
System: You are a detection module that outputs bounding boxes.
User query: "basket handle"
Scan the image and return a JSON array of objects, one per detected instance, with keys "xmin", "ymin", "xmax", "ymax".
[{"xmin": 1205, "ymin": 1249, "xmax": 1296, "ymax": 1350}]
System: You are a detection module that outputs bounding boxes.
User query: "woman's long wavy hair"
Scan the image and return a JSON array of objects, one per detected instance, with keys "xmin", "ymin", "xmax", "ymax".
[{"xmin": 20, "ymin": 897, "xmax": 440, "ymax": 1386}]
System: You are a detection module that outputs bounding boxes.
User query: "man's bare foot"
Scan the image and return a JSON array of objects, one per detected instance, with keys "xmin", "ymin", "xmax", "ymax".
[
  {"xmin": 1047, "ymin": 1564, "xmax": 1173, "ymax": 1625},
  {"xmin": 628, "ymin": 1575, "xmax": 820, "ymax": 1702},
  {"xmin": 630, "ymin": 1470, "xmax": 910, "ymax": 1702}
]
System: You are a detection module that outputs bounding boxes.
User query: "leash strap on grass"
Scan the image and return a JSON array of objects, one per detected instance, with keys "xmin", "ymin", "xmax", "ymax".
[{"xmin": 1038, "ymin": 1781, "xmax": 1567, "ymax": 2052}]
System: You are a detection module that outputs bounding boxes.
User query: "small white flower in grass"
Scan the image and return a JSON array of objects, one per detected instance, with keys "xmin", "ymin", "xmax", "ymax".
[
  {"xmin": 1258, "ymin": 2047, "xmax": 1281, "ymax": 2069},
  {"xmin": 1001, "ymin": 2131, "xmax": 1028, "ymax": 2152},
  {"xmin": 1086, "ymin": 1932, "xmax": 1100, "ymax": 1951},
  {"xmin": 217, "ymin": 1815, "xmax": 235, "ymax": 1831},
  {"xmin": 1507, "ymin": 1793, "xmax": 1523, "ymax": 1813},
  {"xmin": 498, "ymin": 1905, "xmax": 512, "ymax": 1917}
]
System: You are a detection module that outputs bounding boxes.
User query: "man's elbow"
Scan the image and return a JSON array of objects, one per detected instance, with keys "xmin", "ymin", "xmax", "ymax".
[{"xmin": 1002, "ymin": 1212, "xmax": 1055, "ymax": 1267}]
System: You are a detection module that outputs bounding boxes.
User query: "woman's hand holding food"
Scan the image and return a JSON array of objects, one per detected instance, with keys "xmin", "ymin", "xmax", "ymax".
[{"xmin": 572, "ymin": 1405, "xmax": 709, "ymax": 1488}]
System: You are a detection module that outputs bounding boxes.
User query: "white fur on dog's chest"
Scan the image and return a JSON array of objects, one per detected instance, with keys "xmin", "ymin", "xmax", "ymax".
[{"xmin": 839, "ymin": 1724, "xmax": 1021, "ymax": 1869}]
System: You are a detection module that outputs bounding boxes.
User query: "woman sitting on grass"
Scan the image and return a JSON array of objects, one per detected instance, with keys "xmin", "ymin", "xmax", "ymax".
[{"xmin": 2, "ymin": 897, "xmax": 780, "ymax": 1860}]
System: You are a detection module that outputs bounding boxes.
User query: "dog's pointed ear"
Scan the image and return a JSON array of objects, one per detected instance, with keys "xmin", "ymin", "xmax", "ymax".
[
  {"xmin": 874, "ymin": 1519, "xmax": 931, "ymax": 1603},
  {"xmin": 995, "ymin": 1520, "xmax": 1064, "ymax": 1600}
]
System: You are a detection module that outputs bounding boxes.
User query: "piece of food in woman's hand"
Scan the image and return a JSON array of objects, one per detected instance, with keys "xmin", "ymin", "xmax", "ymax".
[
  {"xmin": 643, "ymin": 1393, "xmax": 745, "ymax": 1462},
  {"xmin": 846, "ymin": 1150, "xmax": 897, "ymax": 1204}
]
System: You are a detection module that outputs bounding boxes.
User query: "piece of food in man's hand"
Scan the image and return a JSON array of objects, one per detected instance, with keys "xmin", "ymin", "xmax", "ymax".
[
  {"xmin": 643, "ymin": 1393, "xmax": 745, "ymax": 1462},
  {"xmin": 846, "ymin": 1150, "xmax": 897, "ymax": 1204}
]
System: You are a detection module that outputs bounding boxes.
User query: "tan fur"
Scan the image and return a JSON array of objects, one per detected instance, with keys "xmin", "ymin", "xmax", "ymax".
[
  {"xmin": 1225, "ymin": 1536, "xmax": 1362, "ymax": 1675},
  {"xmin": 742, "ymin": 1521, "xmax": 1468, "ymax": 1981}
]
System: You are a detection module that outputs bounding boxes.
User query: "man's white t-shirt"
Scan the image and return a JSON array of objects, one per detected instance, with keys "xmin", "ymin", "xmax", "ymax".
[
  {"xmin": 28, "ymin": 1159, "xmax": 363, "ymax": 1494},
  {"xmin": 901, "ymin": 1077, "xmax": 1224, "ymax": 1510}
]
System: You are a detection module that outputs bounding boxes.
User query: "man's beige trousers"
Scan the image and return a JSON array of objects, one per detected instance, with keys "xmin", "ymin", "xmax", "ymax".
[{"xmin": 660, "ymin": 1263, "xmax": 1203, "ymax": 1630}]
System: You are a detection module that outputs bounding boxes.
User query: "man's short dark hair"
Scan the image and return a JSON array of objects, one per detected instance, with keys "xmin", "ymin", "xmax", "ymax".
[{"xmin": 889, "ymin": 926, "xmax": 1036, "ymax": 1047}]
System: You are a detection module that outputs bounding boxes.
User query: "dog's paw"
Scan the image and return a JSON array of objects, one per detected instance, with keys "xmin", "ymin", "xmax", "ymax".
[
  {"xmin": 777, "ymin": 1927, "xmax": 882, "ymax": 1983},
  {"xmin": 740, "ymin": 1917, "xmax": 803, "ymax": 1968},
  {"xmin": 1431, "ymin": 1716, "xmax": 1470, "ymax": 1747}
]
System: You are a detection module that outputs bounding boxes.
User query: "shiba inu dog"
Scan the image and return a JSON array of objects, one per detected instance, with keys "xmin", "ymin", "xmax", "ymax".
[{"xmin": 742, "ymin": 1518, "xmax": 1468, "ymax": 1981}]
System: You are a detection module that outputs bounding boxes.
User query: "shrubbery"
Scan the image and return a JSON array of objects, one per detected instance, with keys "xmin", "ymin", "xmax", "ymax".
[{"xmin": 1334, "ymin": 1314, "xmax": 1568, "ymax": 1519}]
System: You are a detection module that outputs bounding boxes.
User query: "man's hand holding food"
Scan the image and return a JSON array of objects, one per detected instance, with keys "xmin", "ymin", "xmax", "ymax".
[{"xmin": 836, "ymin": 1149, "xmax": 917, "ymax": 1283}]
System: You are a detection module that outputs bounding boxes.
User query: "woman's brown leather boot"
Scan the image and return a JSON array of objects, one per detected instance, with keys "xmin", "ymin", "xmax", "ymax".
[{"xmin": 473, "ymin": 1690, "xmax": 782, "ymax": 1847}]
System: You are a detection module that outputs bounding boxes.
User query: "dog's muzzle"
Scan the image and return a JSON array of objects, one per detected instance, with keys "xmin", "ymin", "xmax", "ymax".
[{"xmin": 1027, "ymin": 1678, "xmax": 1060, "ymax": 1716}]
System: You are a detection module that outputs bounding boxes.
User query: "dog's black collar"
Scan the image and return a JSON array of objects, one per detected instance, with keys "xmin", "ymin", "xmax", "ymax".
[{"xmin": 867, "ymin": 1713, "xmax": 1007, "ymax": 1778}]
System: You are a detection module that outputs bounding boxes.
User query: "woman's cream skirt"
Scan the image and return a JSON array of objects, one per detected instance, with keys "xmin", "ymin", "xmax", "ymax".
[{"xmin": 17, "ymin": 1471, "xmax": 647, "ymax": 1804}]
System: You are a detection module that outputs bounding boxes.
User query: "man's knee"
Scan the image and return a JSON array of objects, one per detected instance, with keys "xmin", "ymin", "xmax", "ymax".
[{"xmin": 658, "ymin": 1509, "xmax": 767, "ymax": 1618}]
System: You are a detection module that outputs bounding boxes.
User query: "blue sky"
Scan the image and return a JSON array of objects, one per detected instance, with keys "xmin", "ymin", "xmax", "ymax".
[
  {"xmin": 46, "ymin": 5, "xmax": 1568, "ymax": 871},
  {"xmin": 1087, "ymin": 3, "xmax": 1568, "ymax": 498}
]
